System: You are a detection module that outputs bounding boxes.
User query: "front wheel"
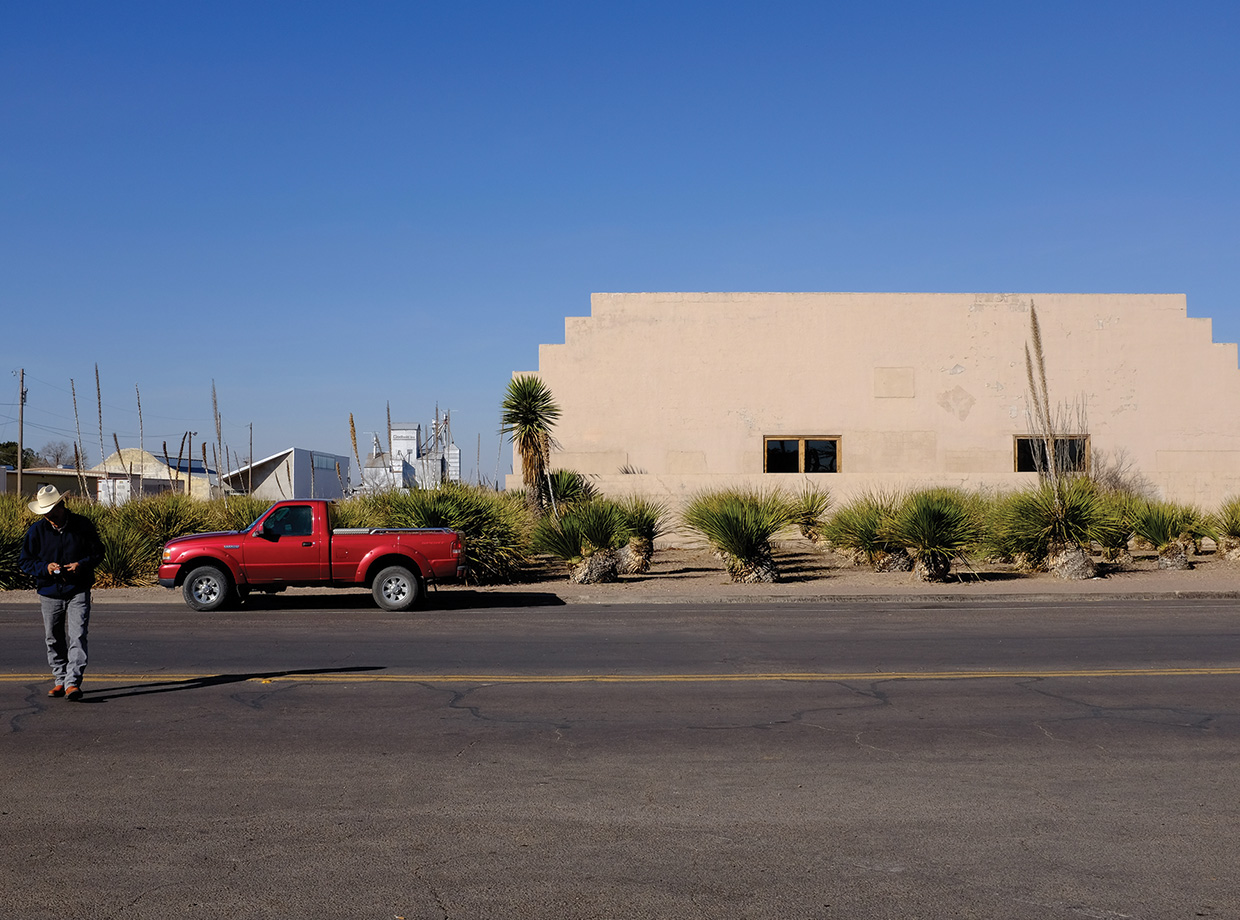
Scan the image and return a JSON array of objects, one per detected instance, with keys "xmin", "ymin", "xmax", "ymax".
[
  {"xmin": 371, "ymin": 564, "xmax": 421, "ymax": 611},
  {"xmin": 183, "ymin": 565, "xmax": 232, "ymax": 612}
]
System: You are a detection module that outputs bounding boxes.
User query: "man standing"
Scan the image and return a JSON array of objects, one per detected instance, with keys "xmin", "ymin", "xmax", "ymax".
[{"xmin": 19, "ymin": 486, "xmax": 105, "ymax": 701}]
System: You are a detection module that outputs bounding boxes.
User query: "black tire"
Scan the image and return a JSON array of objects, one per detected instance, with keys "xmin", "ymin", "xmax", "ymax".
[
  {"xmin": 371, "ymin": 564, "xmax": 421, "ymax": 611},
  {"xmin": 183, "ymin": 565, "xmax": 232, "ymax": 612}
]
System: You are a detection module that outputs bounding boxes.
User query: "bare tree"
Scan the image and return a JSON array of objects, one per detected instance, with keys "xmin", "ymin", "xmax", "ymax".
[{"xmin": 39, "ymin": 440, "xmax": 74, "ymax": 466}]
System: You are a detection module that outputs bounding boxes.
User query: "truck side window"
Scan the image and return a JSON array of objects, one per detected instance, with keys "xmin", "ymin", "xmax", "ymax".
[{"xmin": 267, "ymin": 505, "xmax": 313, "ymax": 537}]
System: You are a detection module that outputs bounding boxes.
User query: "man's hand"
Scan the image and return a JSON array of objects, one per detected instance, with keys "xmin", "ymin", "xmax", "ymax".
[{"xmin": 63, "ymin": 562, "xmax": 79, "ymax": 574}]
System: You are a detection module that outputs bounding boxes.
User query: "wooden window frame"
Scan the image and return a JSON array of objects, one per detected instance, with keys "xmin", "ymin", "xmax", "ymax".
[{"xmin": 764, "ymin": 436, "xmax": 842, "ymax": 473}]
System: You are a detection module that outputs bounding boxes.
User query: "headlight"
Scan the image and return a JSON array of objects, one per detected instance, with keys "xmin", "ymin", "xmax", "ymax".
[{"xmin": 162, "ymin": 548, "xmax": 172, "ymax": 562}]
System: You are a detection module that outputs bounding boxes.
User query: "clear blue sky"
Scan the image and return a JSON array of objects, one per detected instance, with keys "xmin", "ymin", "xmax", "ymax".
[{"xmin": 4, "ymin": 1, "xmax": 1238, "ymax": 483}]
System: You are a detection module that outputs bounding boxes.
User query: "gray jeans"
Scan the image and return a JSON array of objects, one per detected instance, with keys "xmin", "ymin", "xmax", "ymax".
[{"xmin": 40, "ymin": 592, "xmax": 91, "ymax": 687}]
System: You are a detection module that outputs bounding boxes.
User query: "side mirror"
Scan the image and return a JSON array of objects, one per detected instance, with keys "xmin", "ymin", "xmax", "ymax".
[{"xmin": 261, "ymin": 520, "xmax": 279, "ymax": 540}]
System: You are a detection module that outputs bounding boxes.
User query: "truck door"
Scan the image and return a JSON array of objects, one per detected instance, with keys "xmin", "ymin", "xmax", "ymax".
[{"xmin": 242, "ymin": 504, "xmax": 327, "ymax": 583}]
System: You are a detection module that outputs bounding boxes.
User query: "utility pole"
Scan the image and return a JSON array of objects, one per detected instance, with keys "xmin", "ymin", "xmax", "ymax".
[{"xmin": 16, "ymin": 369, "xmax": 26, "ymax": 496}]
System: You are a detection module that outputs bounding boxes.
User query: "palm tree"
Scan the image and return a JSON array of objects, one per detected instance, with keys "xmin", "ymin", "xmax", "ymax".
[{"xmin": 500, "ymin": 375, "xmax": 561, "ymax": 513}]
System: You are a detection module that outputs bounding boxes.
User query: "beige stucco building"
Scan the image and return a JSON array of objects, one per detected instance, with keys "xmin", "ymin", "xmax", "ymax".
[
  {"xmin": 94, "ymin": 448, "xmax": 218, "ymax": 501},
  {"xmin": 509, "ymin": 292, "xmax": 1240, "ymax": 511}
]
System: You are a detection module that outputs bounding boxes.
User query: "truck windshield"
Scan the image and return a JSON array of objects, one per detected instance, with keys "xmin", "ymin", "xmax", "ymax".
[{"xmin": 244, "ymin": 509, "xmax": 274, "ymax": 533}]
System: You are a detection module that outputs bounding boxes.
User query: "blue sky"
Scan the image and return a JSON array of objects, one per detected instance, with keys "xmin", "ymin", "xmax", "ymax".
[{"xmin": 4, "ymin": 1, "xmax": 1238, "ymax": 483}]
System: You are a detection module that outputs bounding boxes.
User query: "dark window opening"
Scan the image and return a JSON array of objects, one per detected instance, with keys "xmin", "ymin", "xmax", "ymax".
[
  {"xmin": 765, "ymin": 437, "xmax": 840, "ymax": 473},
  {"xmin": 765, "ymin": 439, "xmax": 800, "ymax": 473},
  {"xmin": 1015, "ymin": 436, "xmax": 1090, "ymax": 474},
  {"xmin": 804, "ymin": 439, "xmax": 837, "ymax": 473}
]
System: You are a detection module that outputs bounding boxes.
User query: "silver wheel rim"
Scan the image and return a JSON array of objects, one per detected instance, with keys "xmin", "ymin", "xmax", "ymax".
[
  {"xmin": 194, "ymin": 576, "xmax": 221, "ymax": 605},
  {"xmin": 382, "ymin": 575, "xmax": 409, "ymax": 604}
]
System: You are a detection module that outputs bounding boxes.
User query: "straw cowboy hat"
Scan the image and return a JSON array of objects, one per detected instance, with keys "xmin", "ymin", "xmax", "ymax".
[{"xmin": 28, "ymin": 485, "xmax": 70, "ymax": 515}]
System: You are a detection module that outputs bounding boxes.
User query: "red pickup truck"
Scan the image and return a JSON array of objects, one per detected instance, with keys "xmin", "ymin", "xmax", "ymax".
[{"xmin": 158, "ymin": 499, "xmax": 466, "ymax": 612}]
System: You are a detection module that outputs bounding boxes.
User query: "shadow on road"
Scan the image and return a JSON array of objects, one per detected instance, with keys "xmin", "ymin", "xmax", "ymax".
[
  {"xmin": 234, "ymin": 590, "xmax": 567, "ymax": 611},
  {"xmin": 80, "ymin": 666, "xmax": 387, "ymax": 702}
]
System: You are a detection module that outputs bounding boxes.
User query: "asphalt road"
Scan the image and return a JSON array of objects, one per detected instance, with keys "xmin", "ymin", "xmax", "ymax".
[{"xmin": 2, "ymin": 597, "xmax": 1239, "ymax": 920}]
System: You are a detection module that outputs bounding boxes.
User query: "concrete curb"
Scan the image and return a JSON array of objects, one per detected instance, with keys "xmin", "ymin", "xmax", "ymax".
[{"xmin": 539, "ymin": 591, "xmax": 1240, "ymax": 606}]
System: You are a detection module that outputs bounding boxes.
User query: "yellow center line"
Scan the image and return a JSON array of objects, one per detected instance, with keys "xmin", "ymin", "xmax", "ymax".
[{"xmin": 4, "ymin": 667, "xmax": 1240, "ymax": 684}]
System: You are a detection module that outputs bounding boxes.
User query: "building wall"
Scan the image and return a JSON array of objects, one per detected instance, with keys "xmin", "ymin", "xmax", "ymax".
[
  {"xmin": 94, "ymin": 448, "xmax": 214, "ymax": 499},
  {"xmin": 302, "ymin": 449, "xmax": 350, "ymax": 499},
  {"xmin": 244, "ymin": 449, "xmax": 350, "ymax": 500},
  {"xmin": 508, "ymin": 292, "xmax": 1240, "ymax": 510},
  {"xmin": 2, "ymin": 468, "xmax": 99, "ymax": 500}
]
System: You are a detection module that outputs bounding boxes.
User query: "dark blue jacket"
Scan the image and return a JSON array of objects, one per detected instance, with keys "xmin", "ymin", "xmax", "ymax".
[{"xmin": 19, "ymin": 511, "xmax": 106, "ymax": 599}]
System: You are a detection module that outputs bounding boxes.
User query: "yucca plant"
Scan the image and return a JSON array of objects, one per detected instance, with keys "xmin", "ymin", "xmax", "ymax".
[
  {"xmin": 822, "ymin": 491, "xmax": 908, "ymax": 571},
  {"xmin": 616, "ymin": 495, "xmax": 670, "ymax": 574},
  {"xmin": 117, "ymin": 493, "xmax": 215, "ymax": 549},
  {"xmin": 540, "ymin": 469, "xmax": 598, "ymax": 513},
  {"xmin": 1215, "ymin": 495, "xmax": 1240, "ymax": 562},
  {"xmin": 208, "ymin": 494, "xmax": 274, "ymax": 533},
  {"xmin": 885, "ymin": 488, "xmax": 981, "ymax": 582},
  {"xmin": 336, "ymin": 491, "xmax": 395, "ymax": 529},
  {"xmin": 531, "ymin": 499, "xmax": 629, "ymax": 583},
  {"xmin": 1132, "ymin": 500, "xmax": 1211, "ymax": 569},
  {"xmin": 986, "ymin": 478, "xmax": 1125, "ymax": 577},
  {"xmin": 0, "ymin": 494, "xmax": 35, "ymax": 590},
  {"xmin": 94, "ymin": 516, "xmax": 161, "ymax": 588},
  {"xmin": 381, "ymin": 482, "xmax": 533, "ymax": 584},
  {"xmin": 789, "ymin": 483, "xmax": 832, "ymax": 544},
  {"xmin": 681, "ymin": 488, "xmax": 793, "ymax": 583},
  {"xmin": 1094, "ymin": 489, "xmax": 1141, "ymax": 564}
]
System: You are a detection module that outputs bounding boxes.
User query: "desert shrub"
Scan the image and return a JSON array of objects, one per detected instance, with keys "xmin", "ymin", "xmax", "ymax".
[
  {"xmin": 533, "ymin": 497, "xmax": 628, "ymax": 558},
  {"xmin": 1090, "ymin": 447, "xmax": 1155, "ymax": 498},
  {"xmin": 207, "ymin": 495, "xmax": 274, "ymax": 533},
  {"xmin": 117, "ymin": 493, "xmax": 215, "ymax": 549},
  {"xmin": 1131, "ymin": 500, "xmax": 1211, "ymax": 551},
  {"xmin": 531, "ymin": 499, "xmax": 629, "ymax": 583},
  {"xmin": 1214, "ymin": 495, "xmax": 1240, "ymax": 561},
  {"xmin": 1093, "ymin": 489, "xmax": 1142, "ymax": 560},
  {"xmin": 886, "ymin": 488, "xmax": 981, "ymax": 582},
  {"xmin": 380, "ymin": 483, "xmax": 532, "ymax": 584},
  {"xmin": 985, "ymin": 478, "xmax": 1126, "ymax": 570},
  {"xmin": 616, "ymin": 495, "xmax": 670, "ymax": 574},
  {"xmin": 822, "ymin": 491, "xmax": 904, "ymax": 568},
  {"xmin": 0, "ymin": 494, "xmax": 35, "ymax": 590},
  {"xmin": 681, "ymin": 488, "xmax": 794, "ymax": 583},
  {"xmin": 94, "ymin": 515, "xmax": 161, "ymax": 588},
  {"xmin": 1217, "ymin": 497, "xmax": 1240, "ymax": 536},
  {"xmin": 1212, "ymin": 496, "xmax": 1240, "ymax": 541},
  {"xmin": 789, "ymin": 483, "xmax": 832, "ymax": 543},
  {"xmin": 539, "ymin": 469, "xmax": 598, "ymax": 513},
  {"xmin": 333, "ymin": 492, "xmax": 392, "ymax": 529}
]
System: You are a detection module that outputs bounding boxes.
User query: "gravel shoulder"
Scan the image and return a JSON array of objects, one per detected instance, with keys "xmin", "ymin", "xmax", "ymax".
[{"xmin": 3, "ymin": 542, "xmax": 1238, "ymax": 607}]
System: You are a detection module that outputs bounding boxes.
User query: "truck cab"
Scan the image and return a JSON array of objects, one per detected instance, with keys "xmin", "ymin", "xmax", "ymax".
[{"xmin": 159, "ymin": 499, "xmax": 465, "ymax": 612}]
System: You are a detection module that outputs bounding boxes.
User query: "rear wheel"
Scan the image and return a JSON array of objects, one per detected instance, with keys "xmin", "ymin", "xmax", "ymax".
[
  {"xmin": 371, "ymin": 564, "xmax": 421, "ymax": 611},
  {"xmin": 183, "ymin": 565, "xmax": 232, "ymax": 612}
]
